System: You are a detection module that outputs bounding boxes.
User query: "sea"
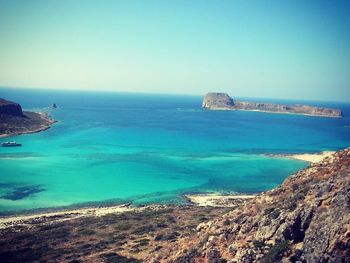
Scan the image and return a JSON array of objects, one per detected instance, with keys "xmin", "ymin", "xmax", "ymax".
[{"xmin": 1, "ymin": 88, "xmax": 350, "ymax": 214}]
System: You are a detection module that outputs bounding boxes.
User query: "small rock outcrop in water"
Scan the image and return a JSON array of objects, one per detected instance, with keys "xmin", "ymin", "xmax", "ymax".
[
  {"xmin": 202, "ymin": 92, "xmax": 343, "ymax": 117},
  {"xmin": 152, "ymin": 148, "xmax": 350, "ymax": 262},
  {"xmin": 0, "ymin": 98, "xmax": 56, "ymax": 137},
  {"xmin": 0, "ymin": 98, "xmax": 24, "ymax": 116}
]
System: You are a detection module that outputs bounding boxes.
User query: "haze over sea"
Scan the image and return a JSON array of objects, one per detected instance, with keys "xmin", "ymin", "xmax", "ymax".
[{"xmin": 0, "ymin": 88, "xmax": 350, "ymax": 213}]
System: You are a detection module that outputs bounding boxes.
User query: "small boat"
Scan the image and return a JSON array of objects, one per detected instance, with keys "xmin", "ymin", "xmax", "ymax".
[{"xmin": 1, "ymin": 141, "xmax": 22, "ymax": 147}]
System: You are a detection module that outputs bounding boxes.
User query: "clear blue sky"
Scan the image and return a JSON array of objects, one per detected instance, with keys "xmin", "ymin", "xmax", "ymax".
[{"xmin": 0, "ymin": 0, "xmax": 349, "ymax": 101}]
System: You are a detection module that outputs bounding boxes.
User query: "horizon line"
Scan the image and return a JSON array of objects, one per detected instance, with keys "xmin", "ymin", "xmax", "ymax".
[{"xmin": 0, "ymin": 85, "xmax": 349, "ymax": 104}]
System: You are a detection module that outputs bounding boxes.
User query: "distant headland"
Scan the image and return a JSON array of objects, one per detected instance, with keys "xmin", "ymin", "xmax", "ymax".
[
  {"xmin": 0, "ymin": 98, "xmax": 56, "ymax": 138},
  {"xmin": 202, "ymin": 92, "xmax": 343, "ymax": 118}
]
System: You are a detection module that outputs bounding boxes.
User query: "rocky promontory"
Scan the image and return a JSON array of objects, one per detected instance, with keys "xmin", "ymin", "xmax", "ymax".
[
  {"xmin": 202, "ymin": 92, "xmax": 343, "ymax": 117},
  {"xmin": 153, "ymin": 148, "xmax": 350, "ymax": 262},
  {"xmin": 0, "ymin": 98, "xmax": 56, "ymax": 138}
]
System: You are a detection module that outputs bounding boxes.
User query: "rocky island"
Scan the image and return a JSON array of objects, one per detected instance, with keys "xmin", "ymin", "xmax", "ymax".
[
  {"xmin": 0, "ymin": 98, "xmax": 56, "ymax": 138},
  {"xmin": 202, "ymin": 92, "xmax": 343, "ymax": 117}
]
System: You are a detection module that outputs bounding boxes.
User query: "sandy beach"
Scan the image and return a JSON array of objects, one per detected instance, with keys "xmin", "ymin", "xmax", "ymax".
[
  {"xmin": 269, "ymin": 151, "xmax": 336, "ymax": 164},
  {"xmin": 0, "ymin": 193, "xmax": 257, "ymax": 230},
  {"xmin": 0, "ymin": 204, "xmax": 138, "ymax": 230}
]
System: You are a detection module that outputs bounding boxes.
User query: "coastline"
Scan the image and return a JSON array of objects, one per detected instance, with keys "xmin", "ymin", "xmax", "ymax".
[
  {"xmin": 233, "ymin": 108, "xmax": 343, "ymax": 118},
  {"xmin": 266, "ymin": 150, "xmax": 335, "ymax": 164},
  {"xmin": 0, "ymin": 193, "xmax": 255, "ymax": 230},
  {"xmin": 1, "ymin": 148, "xmax": 348, "ymax": 262},
  {"xmin": 0, "ymin": 203, "xmax": 146, "ymax": 230},
  {"xmin": 0, "ymin": 111, "xmax": 56, "ymax": 138},
  {"xmin": 205, "ymin": 107, "xmax": 342, "ymax": 118},
  {"xmin": 0, "ymin": 150, "xmax": 336, "ymax": 229}
]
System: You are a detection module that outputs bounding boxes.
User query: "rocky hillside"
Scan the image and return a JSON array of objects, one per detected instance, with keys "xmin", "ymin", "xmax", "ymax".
[
  {"xmin": 151, "ymin": 148, "xmax": 350, "ymax": 262},
  {"xmin": 202, "ymin": 93, "xmax": 343, "ymax": 117}
]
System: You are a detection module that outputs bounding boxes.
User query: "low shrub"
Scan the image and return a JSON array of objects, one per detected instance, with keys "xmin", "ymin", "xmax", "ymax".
[{"xmin": 261, "ymin": 240, "xmax": 290, "ymax": 263}]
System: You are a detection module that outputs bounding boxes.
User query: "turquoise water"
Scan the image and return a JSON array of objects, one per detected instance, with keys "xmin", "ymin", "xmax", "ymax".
[{"xmin": 1, "ymin": 88, "xmax": 350, "ymax": 213}]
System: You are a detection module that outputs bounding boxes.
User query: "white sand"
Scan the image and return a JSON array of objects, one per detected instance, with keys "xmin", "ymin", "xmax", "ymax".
[
  {"xmin": 279, "ymin": 151, "xmax": 335, "ymax": 164},
  {"xmin": 0, "ymin": 204, "xmax": 137, "ymax": 230}
]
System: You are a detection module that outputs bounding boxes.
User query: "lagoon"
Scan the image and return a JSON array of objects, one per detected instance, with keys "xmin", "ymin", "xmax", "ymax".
[{"xmin": 0, "ymin": 88, "xmax": 349, "ymax": 213}]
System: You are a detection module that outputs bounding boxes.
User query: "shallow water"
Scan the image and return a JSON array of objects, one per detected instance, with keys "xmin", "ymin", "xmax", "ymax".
[{"xmin": 1, "ymin": 88, "xmax": 350, "ymax": 213}]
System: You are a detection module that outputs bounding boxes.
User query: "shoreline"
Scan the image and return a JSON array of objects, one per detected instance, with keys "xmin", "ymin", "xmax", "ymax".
[
  {"xmin": 0, "ymin": 193, "xmax": 255, "ymax": 229},
  {"xmin": 0, "ymin": 150, "xmax": 337, "ymax": 229},
  {"xmin": 266, "ymin": 150, "xmax": 335, "ymax": 164},
  {"xmin": 1, "ymin": 147, "xmax": 348, "ymax": 262},
  {"xmin": 0, "ymin": 203, "xmax": 144, "ymax": 230},
  {"xmin": 0, "ymin": 111, "xmax": 56, "ymax": 138},
  {"xmin": 0, "ymin": 150, "xmax": 328, "ymax": 226},
  {"xmin": 205, "ymin": 107, "xmax": 342, "ymax": 118},
  {"xmin": 233, "ymin": 108, "xmax": 343, "ymax": 118}
]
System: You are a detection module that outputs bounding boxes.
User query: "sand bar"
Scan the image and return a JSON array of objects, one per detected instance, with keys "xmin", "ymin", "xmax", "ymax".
[{"xmin": 269, "ymin": 151, "xmax": 336, "ymax": 164}]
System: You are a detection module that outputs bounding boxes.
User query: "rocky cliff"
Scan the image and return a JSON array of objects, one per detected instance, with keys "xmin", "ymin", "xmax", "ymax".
[
  {"xmin": 0, "ymin": 98, "xmax": 55, "ymax": 137},
  {"xmin": 202, "ymin": 93, "xmax": 235, "ymax": 109},
  {"xmin": 202, "ymin": 93, "xmax": 343, "ymax": 117},
  {"xmin": 154, "ymin": 148, "xmax": 350, "ymax": 262},
  {"xmin": 0, "ymin": 98, "xmax": 24, "ymax": 116}
]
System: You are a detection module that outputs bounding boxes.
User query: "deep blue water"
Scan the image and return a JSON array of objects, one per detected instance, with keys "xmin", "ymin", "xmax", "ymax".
[{"xmin": 0, "ymin": 88, "xmax": 349, "ymax": 213}]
